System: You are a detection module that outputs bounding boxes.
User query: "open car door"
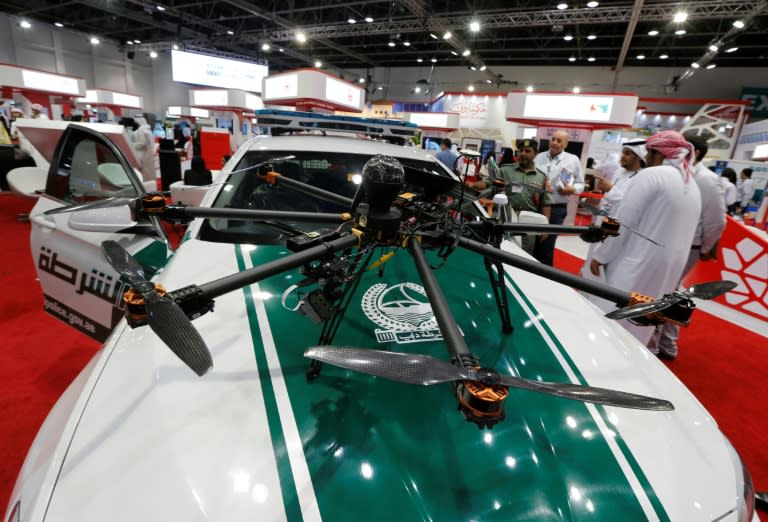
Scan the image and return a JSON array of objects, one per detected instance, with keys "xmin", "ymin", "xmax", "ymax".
[{"xmin": 28, "ymin": 124, "xmax": 170, "ymax": 341}]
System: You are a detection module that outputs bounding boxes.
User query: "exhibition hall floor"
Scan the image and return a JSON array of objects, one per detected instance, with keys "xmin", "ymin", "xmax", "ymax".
[{"xmin": 1, "ymin": 193, "xmax": 766, "ymax": 512}]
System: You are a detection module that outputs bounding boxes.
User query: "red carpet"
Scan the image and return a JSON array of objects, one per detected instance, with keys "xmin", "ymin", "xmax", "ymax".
[{"xmin": 0, "ymin": 194, "xmax": 766, "ymax": 513}]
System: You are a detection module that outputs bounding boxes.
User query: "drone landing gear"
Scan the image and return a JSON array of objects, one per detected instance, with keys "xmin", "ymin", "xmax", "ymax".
[{"xmin": 483, "ymin": 258, "xmax": 514, "ymax": 334}]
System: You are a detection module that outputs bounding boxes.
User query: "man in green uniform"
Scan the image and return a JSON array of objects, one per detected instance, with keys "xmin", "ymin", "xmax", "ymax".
[{"xmin": 491, "ymin": 138, "xmax": 553, "ymax": 254}]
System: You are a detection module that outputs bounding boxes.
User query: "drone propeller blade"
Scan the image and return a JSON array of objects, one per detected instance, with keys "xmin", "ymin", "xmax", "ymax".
[
  {"xmin": 604, "ymin": 299, "xmax": 672, "ymax": 320},
  {"xmin": 102, "ymin": 240, "xmax": 213, "ymax": 376},
  {"xmin": 496, "ymin": 374, "xmax": 673, "ymax": 410},
  {"xmin": 305, "ymin": 347, "xmax": 673, "ymax": 410},
  {"xmin": 143, "ymin": 292, "xmax": 213, "ymax": 377},
  {"xmin": 579, "ymin": 201, "xmax": 608, "ymax": 217},
  {"xmin": 45, "ymin": 195, "xmax": 137, "ymax": 216},
  {"xmin": 688, "ymin": 280, "xmax": 737, "ymax": 300},
  {"xmin": 305, "ymin": 346, "xmax": 471, "ymax": 385}
]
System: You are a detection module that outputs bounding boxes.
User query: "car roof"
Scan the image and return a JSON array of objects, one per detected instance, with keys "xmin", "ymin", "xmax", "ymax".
[{"xmin": 243, "ymin": 135, "xmax": 441, "ymax": 164}]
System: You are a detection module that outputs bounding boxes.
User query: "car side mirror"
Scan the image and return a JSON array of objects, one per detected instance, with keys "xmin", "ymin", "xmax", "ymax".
[{"xmin": 7, "ymin": 166, "xmax": 48, "ymax": 198}]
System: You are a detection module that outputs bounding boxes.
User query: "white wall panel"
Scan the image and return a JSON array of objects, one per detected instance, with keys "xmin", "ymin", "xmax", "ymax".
[{"xmin": 15, "ymin": 48, "xmax": 57, "ymax": 72}]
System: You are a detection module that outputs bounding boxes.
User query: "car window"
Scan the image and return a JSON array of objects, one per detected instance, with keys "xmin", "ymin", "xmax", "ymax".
[
  {"xmin": 199, "ymin": 149, "xmax": 479, "ymax": 245},
  {"xmin": 46, "ymin": 131, "xmax": 138, "ymax": 203}
]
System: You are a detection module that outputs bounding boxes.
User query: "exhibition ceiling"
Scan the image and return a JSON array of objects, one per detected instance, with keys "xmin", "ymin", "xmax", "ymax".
[{"xmin": 1, "ymin": 0, "xmax": 767, "ymax": 78}]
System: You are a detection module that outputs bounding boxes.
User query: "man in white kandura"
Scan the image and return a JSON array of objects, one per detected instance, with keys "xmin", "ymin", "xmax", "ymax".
[{"xmin": 590, "ymin": 131, "xmax": 701, "ymax": 346}]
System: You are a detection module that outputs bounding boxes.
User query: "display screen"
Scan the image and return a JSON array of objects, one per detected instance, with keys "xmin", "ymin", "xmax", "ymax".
[
  {"xmin": 192, "ymin": 90, "xmax": 229, "ymax": 106},
  {"xmin": 22, "ymin": 70, "xmax": 81, "ymax": 96},
  {"xmin": 325, "ymin": 77, "xmax": 362, "ymax": 110},
  {"xmin": 409, "ymin": 113, "xmax": 451, "ymax": 128},
  {"xmin": 523, "ymin": 95, "xmax": 614, "ymax": 122},
  {"xmin": 112, "ymin": 92, "xmax": 142, "ymax": 108},
  {"xmin": 264, "ymin": 74, "xmax": 298, "ymax": 99},
  {"xmin": 172, "ymin": 50, "xmax": 268, "ymax": 91}
]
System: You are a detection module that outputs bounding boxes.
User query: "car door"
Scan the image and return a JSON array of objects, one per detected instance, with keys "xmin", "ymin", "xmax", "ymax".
[{"xmin": 29, "ymin": 124, "xmax": 171, "ymax": 342}]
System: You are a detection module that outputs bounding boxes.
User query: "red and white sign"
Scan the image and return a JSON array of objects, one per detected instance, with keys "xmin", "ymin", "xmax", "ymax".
[
  {"xmin": 261, "ymin": 69, "xmax": 364, "ymax": 113},
  {"xmin": 0, "ymin": 64, "xmax": 86, "ymax": 97},
  {"xmin": 507, "ymin": 91, "xmax": 638, "ymax": 129}
]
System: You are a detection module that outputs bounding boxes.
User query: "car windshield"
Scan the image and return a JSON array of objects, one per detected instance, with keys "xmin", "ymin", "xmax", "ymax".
[{"xmin": 199, "ymin": 149, "xmax": 479, "ymax": 245}]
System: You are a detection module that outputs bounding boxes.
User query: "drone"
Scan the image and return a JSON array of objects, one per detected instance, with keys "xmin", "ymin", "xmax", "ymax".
[{"xmin": 51, "ymin": 154, "xmax": 735, "ymax": 429}]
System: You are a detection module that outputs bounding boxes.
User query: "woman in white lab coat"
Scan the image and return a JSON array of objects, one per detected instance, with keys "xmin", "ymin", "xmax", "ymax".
[{"xmin": 590, "ymin": 131, "xmax": 701, "ymax": 345}]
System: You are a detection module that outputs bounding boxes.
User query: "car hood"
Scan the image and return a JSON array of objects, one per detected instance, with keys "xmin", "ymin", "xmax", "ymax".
[{"xmin": 44, "ymin": 239, "xmax": 738, "ymax": 521}]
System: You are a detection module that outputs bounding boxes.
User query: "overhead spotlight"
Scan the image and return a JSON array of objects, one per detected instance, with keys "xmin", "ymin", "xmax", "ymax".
[
  {"xmin": 587, "ymin": 0, "xmax": 599, "ymax": 6},
  {"xmin": 732, "ymin": 20, "xmax": 745, "ymax": 29},
  {"xmin": 648, "ymin": 29, "xmax": 659, "ymax": 36},
  {"xmin": 706, "ymin": 64, "xmax": 717, "ymax": 69},
  {"xmin": 526, "ymin": 85, "xmax": 534, "ymax": 92},
  {"xmin": 467, "ymin": 85, "xmax": 476, "ymax": 92},
  {"xmin": 279, "ymin": 48, "xmax": 285, "ymax": 52},
  {"xmin": 414, "ymin": 86, "xmax": 422, "ymax": 93},
  {"xmin": 296, "ymin": 31, "xmax": 307, "ymax": 43},
  {"xmin": 261, "ymin": 43, "xmax": 270, "ymax": 51},
  {"xmin": 443, "ymin": 31, "xmax": 452, "ymax": 39},
  {"xmin": 725, "ymin": 47, "xmax": 738, "ymax": 53},
  {"xmin": 673, "ymin": 11, "xmax": 688, "ymax": 23},
  {"xmin": 172, "ymin": 43, "xmax": 179, "ymax": 50},
  {"xmin": 480, "ymin": 65, "xmax": 486, "ymax": 71},
  {"xmin": 709, "ymin": 44, "xmax": 719, "ymax": 52},
  {"xmin": 573, "ymin": 87, "xmax": 581, "ymax": 93},
  {"xmin": 417, "ymin": 57, "xmax": 424, "ymax": 63},
  {"xmin": 134, "ymin": 39, "xmax": 141, "ymax": 44},
  {"xmin": 568, "ymin": 56, "xmax": 576, "ymax": 62},
  {"xmin": 587, "ymin": 34, "xmax": 596, "ymax": 40},
  {"xmin": 675, "ymin": 29, "xmax": 686, "ymax": 35},
  {"xmin": 149, "ymin": 51, "xmax": 158, "ymax": 58},
  {"xmin": 90, "ymin": 36, "xmax": 100, "ymax": 45},
  {"xmin": 636, "ymin": 54, "xmax": 645, "ymax": 60},
  {"xmin": 226, "ymin": 30, "xmax": 234, "ymax": 35},
  {"xmin": 469, "ymin": 21, "xmax": 480, "ymax": 32},
  {"xmin": 156, "ymin": 5, "xmax": 165, "ymax": 11},
  {"xmin": 587, "ymin": 56, "xmax": 596, "ymax": 62},
  {"xmin": 403, "ymin": 41, "xmax": 411, "ymax": 47},
  {"xmin": 377, "ymin": 85, "xmax": 383, "ymax": 90},
  {"xmin": 430, "ymin": 57, "xmax": 438, "ymax": 63},
  {"xmin": 54, "ymin": 22, "xmax": 64, "ymax": 28},
  {"xmin": 314, "ymin": 60, "xmax": 322, "ymax": 68},
  {"xmin": 347, "ymin": 18, "xmax": 356, "ymax": 24},
  {"xmin": 462, "ymin": 49, "xmax": 471, "ymax": 57},
  {"xmin": 429, "ymin": 33, "xmax": 438, "ymax": 39},
  {"xmin": 450, "ymin": 50, "xmax": 458, "ymax": 56},
  {"xmin": 470, "ymin": 65, "xmax": 477, "ymax": 70},
  {"xmin": 563, "ymin": 34, "xmax": 573, "ymax": 41},
  {"xmin": 660, "ymin": 54, "xmax": 669, "ymax": 59},
  {"xmin": 127, "ymin": 40, "xmax": 135, "ymax": 45},
  {"xmin": 691, "ymin": 62, "xmax": 700, "ymax": 69},
  {"xmin": 557, "ymin": 3, "xmax": 568, "ymax": 9},
  {"xmin": 365, "ymin": 17, "xmax": 374, "ymax": 23},
  {"xmin": 485, "ymin": 79, "xmax": 492, "ymax": 83},
  {"xmin": 358, "ymin": 77, "xmax": 365, "ymax": 83},
  {"xmin": 19, "ymin": 20, "xmax": 31, "ymax": 29},
  {"xmin": 388, "ymin": 41, "xmax": 396, "ymax": 47}
]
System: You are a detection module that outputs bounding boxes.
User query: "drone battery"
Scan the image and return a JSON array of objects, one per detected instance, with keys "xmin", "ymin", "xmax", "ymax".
[{"xmin": 287, "ymin": 228, "xmax": 341, "ymax": 252}]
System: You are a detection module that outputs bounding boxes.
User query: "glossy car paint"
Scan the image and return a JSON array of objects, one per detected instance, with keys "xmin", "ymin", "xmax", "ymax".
[{"xmin": 8, "ymin": 136, "xmax": 747, "ymax": 521}]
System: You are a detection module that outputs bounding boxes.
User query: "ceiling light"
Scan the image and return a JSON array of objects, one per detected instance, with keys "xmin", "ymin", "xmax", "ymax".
[
  {"xmin": 709, "ymin": 45, "xmax": 719, "ymax": 52},
  {"xmin": 430, "ymin": 33, "xmax": 438, "ymax": 39},
  {"xmin": 485, "ymin": 79, "xmax": 492, "ymax": 84},
  {"xmin": 586, "ymin": 34, "xmax": 596, "ymax": 41},
  {"xmin": 557, "ymin": 3, "xmax": 568, "ymax": 10},
  {"xmin": 377, "ymin": 85, "xmax": 383, "ymax": 90},
  {"xmin": 573, "ymin": 86, "xmax": 581, "ymax": 93},
  {"xmin": 470, "ymin": 65, "xmax": 477, "ymax": 70},
  {"xmin": 134, "ymin": 39, "xmax": 141, "ymax": 44},
  {"xmin": 347, "ymin": 18, "xmax": 356, "ymax": 24},
  {"xmin": 691, "ymin": 62, "xmax": 700, "ymax": 69},
  {"xmin": 648, "ymin": 30, "xmax": 659, "ymax": 36},
  {"xmin": 660, "ymin": 54, "xmax": 669, "ymax": 59},
  {"xmin": 431, "ymin": 57, "xmax": 437, "ymax": 63},
  {"xmin": 226, "ymin": 30, "xmax": 234, "ymax": 35},
  {"xmin": 587, "ymin": 1, "xmax": 599, "ymax": 6},
  {"xmin": 733, "ymin": 20, "xmax": 745, "ymax": 29},
  {"xmin": 149, "ymin": 51, "xmax": 158, "ymax": 58},
  {"xmin": 279, "ymin": 48, "xmax": 284, "ymax": 52},
  {"xmin": 365, "ymin": 17, "xmax": 374, "ymax": 23},
  {"xmin": 637, "ymin": 54, "xmax": 645, "ymax": 60},
  {"xmin": 462, "ymin": 49, "xmax": 471, "ymax": 57},
  {"xmin": 414, "ymin": 86, "xmax": 422, "ymax": 93},
  {"xmin": 314, "ymin": 60, "xmax": 322, "ymax": 67},
  {"xmin": 261, "ymin": 43, "xmax": 270, "ymax": 51},
  {"xmin": 90, "ymin": 36, "xmax": 100, "ymax": 45},
  {"xmin": 568, "ymin": 56, "xmax": 576, "ymax": 62},
  {"xmin": 587, "ymin": 56, "xmax": 596, "ymax": 62},
  {"xmin": 172, "ymin": 43, "xmax": 179, "ymax": 50},
  {"xmin": 358, "ymin": 77, "xmax": 365, "ymax": 83},
  {"xmin": 54, "ymin": 22, "xmax": 64, "ymax": 28},
  {"xmin": 675, "ymin": 29, "xmax": 686, "ymax": 35},
  {"xmin": 673, "ymin": 11, "xmax": 688, "ymax": 23},
  {"xmin": 726, "ymin": 47, "xmax": 739, "ymax": 53},
  {"xmin": 480, "ymin": 65, "xmax": 486, "ymax": 71},
  {"xmin": 417, "ymin": 57, "xmax": 423, "ymax": 63},
  {"xmin": 388, "ymin": 41, "xmax": 396, "ymax": 47},
  {"xmin": 443, "ymin": 31, "xmax": 452, "ymax": 39},
  {"xmin": 127, "ymin": 40, "xmax": 134, "ymax": 45},
  {"xmin": 706, "ymin": 64, "xmax": 717, "ymax": 69},
  {"xmin": 563, "ymin": 34, "xmax": 573, "ymax": 41},
  {"xmin": 296, "ymin": 31, "xmax": 307, "ymax": 43},
  {"xmin": 468, "ymin": 85, "xmax": 475, "ymax": 92},
  {"xmin": 469, "ymin": 21, "xmax": 480, "ymax": 32},
  {"xmin": 526, "ymin": 85, "xmax": 534, "ymax": 92},
  {"xmin": 403, "ymin": 41, "xmax": 411, "ymax": 47},
  {"xmin": 20, "ymin": 20, "xmax": 31, "ymax": 29},
  {"xmin": 450, "ymin": 50, "xmax": 458, "ymax": 56},
  {"xmin": 156, "ymin": 5, "xmax": 166, "ymax": 11}
]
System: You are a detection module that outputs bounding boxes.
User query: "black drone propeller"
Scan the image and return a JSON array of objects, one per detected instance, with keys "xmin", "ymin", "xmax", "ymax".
[
  {"xmin": 606, "ymin": 281, "xmax": 737, "ymax": 320},
  {"xmin": 579, "ymin": 201, "xmax": 663, "ymax": 247},
  {"xmin": 101, "ymin": 240, "xmax": 213, "ymax": 376},
  {"xmin": 305, "ymin": 346, "xmax": 674, "ymax": 411}
]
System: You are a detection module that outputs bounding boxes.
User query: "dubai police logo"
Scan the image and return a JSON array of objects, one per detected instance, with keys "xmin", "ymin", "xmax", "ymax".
[{"xmin": 362, "ymin": 282, "xmax": 443, "ymax": 344}]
